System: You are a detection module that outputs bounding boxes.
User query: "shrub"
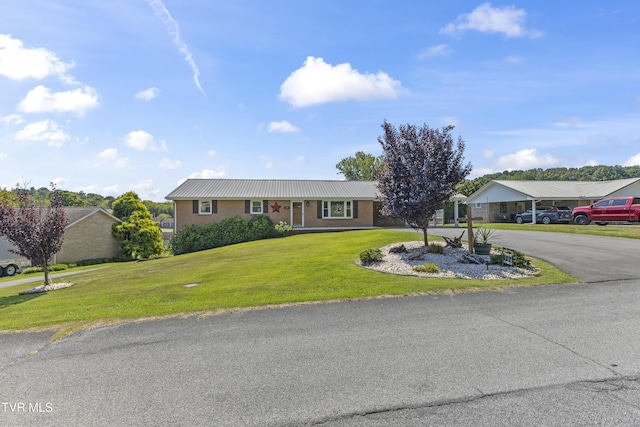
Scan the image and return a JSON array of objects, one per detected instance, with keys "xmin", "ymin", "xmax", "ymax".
[
  {"xmin": 21, "ymin": 264, "xmax": 68, "ymax": 275},
  {"xmin": 170, "ymin": 216, "xmax": 275, "ymax": 255},
  {"xmin": 489, "ymin": 250, "xmax": 531, "ymax": 268},
  {"xmin": 359, "ymin": 248, "xmax": 383, "ymax": 264},
  {"xmin": 274, "ymin": 220, "xmax": 293, "ymax": 236},
  {"xmin": 76, "ymin": 258, "xmax": 116, "ymax": 267},
  {"xmin": 249, "ymin": 215, "xmax": 276, "ymax": 240},
  {"xmin": 412, "ymin": 263, "xmax": 440, "ymax": 273},
  {"xmin": 427, "ymin": 243, "xmax": 444, "ymax": 254}
]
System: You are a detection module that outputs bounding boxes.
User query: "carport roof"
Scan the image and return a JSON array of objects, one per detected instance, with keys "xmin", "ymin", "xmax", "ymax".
[{"xmin": 467, "ymin": 178, "xmax": 640, "ymax": 203}]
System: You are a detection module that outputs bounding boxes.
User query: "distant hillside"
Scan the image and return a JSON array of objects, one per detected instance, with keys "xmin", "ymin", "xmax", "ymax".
[{"xmin": 457, "ymin": 165, "xmax": 640, "ymax": 196}]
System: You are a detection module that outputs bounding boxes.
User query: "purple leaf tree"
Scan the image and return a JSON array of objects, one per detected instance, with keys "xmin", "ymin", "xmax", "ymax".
[
  {"xmin": 0, "ymin": 185, "xmax": 68, "ymax": 286},
  {"xmin": 376, "ymin": 121, "xmax": 472, "ymax": 245}
]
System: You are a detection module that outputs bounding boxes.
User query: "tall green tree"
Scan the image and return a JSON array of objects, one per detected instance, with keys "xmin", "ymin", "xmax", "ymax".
[
  {"xmin": 112, "ymin": 192, "xmax": 163, "ymax": 260},
  {"xmin": 377, "ymin": 121, "xmax": 472, "ymax": 245},
  {"xmin": 336, "ymin": 151, "xmax": 385, "ymax": 181}
]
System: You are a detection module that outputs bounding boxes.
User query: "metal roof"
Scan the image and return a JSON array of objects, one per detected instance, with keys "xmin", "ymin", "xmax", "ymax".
[
  {"xmin": 468, "ymin": 178, "xmax": 640, "ymax": 202},
  {"xmin": 165, "ymin": 179, "xmax": 382, "ymax": 200}
]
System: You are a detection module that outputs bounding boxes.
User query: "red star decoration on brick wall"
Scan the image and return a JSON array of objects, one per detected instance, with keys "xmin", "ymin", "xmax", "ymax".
[{"xmin": 271, "ymin": 202, "xmax": 282, "ymax": 213}]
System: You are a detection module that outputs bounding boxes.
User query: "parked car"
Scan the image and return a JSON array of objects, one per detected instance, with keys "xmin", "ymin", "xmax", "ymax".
[
  {"xmin": 572, "ymin": 197, "xmax": 640, "ymax": 225},
  {"xmin": 515, "ymin": 206, "xmax": 572, "ymax": 224}
]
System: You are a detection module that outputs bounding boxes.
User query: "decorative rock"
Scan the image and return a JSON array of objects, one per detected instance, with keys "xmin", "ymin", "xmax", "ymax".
[
  {"xmin": 19, "ymin": 282, "xmax": 74, "ymax": 295},
  {"xmin": 358, "ymin": 241, "xmax": 538, "ymax": 280}
]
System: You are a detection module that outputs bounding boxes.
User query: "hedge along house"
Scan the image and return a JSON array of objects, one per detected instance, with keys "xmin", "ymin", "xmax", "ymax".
[
  {"xmin": 466, "ymin": 178, "xmax": 640, "ymax": 223},
  {"xmin": 165, "ymin": 179, "xmax": 406, "ymax": 233}
]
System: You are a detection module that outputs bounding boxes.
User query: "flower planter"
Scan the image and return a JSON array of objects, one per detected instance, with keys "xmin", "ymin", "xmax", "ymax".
[{"xmin": 473, "ymin": 244, "xmax": 492, "ymax": 255}]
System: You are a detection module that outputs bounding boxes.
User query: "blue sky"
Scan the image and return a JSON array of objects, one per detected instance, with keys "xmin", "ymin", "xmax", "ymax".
[{"xmin": 1, "ymin": 1, "xmax": 639, "ymax": 201}]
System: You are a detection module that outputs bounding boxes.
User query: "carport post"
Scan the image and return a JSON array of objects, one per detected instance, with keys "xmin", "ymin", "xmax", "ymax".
[
  {"xmin": 454, "ymin": 200, "xmax": 459, "ymax": 227},
  {"xmin": 532, "ymin": 202, "xmax": 538, "ymax": 224}
]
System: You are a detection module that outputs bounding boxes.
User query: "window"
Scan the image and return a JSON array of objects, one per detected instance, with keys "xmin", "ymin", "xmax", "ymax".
[
  {"xmin": 200, "ymin": 200, "xmax": 212, "ymax": 214},
  {"xmin": 475, "ymin": 203, "xmax": 482, "ymax": 209},
  {"xmin": 251, "ymin": 200, "xmax": 263, "ymax": 214},
  {"xmin": 499, "ymin": 203, "xmax": 507, "ymax": 213},
  {"xmin": 323, "ymin": 201, "xmax": 352, "ymax": 219}
]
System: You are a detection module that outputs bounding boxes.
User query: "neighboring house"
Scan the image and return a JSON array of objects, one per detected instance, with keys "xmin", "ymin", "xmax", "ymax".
[
  {"xmin": 2, "ymin": 207, "xmax": 122, "ymax": 266},
  {"xmin": 467, "ymin": 178, "xmax": 640, "ymax": 223},
  {"xmin": 154, "ymin": 217, "xmax": 174, "ymax": 229},
  {"xmin": 165, "ymin": 179, "xmax": 407, "ymax": 232},
  {"xmin": 54, "ymin": 207, "xmax": 122, "ymax": 263}
]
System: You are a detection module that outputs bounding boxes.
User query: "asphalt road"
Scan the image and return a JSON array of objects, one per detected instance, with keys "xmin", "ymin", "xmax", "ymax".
[{"xmin": 1, "ymin": 229, "xmax": 639, "ymax": 426}]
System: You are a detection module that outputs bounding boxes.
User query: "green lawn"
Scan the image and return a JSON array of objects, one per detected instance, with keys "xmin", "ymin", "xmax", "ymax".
[
  {"xmin": 0, "ymin": 229, "xmax": 575, "ymax": 334},
  {"xmin": 477, "ymin": 222, "xmax": 640, "ymax": 239}
]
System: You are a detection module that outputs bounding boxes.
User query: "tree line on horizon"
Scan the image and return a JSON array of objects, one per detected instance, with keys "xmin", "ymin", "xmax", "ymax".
[
  {"xmin": 0, "ymin": 186, "xmax": 173, "ymax": 218},
  {"xmin": 336, "ymin": 152, "xmax": 640, "ymax": 196}
]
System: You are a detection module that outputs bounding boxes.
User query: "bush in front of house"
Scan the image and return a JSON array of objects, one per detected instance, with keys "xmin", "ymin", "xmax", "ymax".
[
  {"xmin": 359, "ymin": 248, "xmax": 383, "ymax": 264},
  {"xmin": 427, "ymin": 243, "xmax": 444, "ymax": 254},
  {"xmin": 170, "ymin": 215, "xmax": 275, "ymax": 255}
]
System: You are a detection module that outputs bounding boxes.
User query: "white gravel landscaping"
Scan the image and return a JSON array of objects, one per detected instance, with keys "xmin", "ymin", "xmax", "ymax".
[
  {"xmin": 19, "ymin": 282, "xmax": 74, "ymax": 295},
  {"xmin": 357, "ymin": 241, "xmax": 539, "ymax": 280}
]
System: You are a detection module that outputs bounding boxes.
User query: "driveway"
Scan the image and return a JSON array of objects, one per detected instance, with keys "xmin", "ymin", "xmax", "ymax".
[{"xmin": 415, "ymin": 226, "xmax": 639, "ymax": 282}]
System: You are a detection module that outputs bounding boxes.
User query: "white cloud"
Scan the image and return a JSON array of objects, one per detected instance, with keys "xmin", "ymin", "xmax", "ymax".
[
  {"xmin": 418, "ymin": 44, "xmax": 453, "ymax": 59},
  {"xmin": 14, "ymin": 119, "xmax": 69, "ymax": 147},
  {"xmin": 51, "ymin": 177, "xmax": 67, "ymax": 186},
  {"xmin": 440, "ymin": 3, "xmax": 542, "ymax": 38},
  {"xmin": 207, "ymin": 149, "xmax": 216, "ymax": 157},
  {"xmin": 0, "ymin": 153, "xmax": 6, "ymax": 160},
  {"xmin": 184, "ymin": 167, "xmax": 226, "ymax": 181},
  {"xmin": 135, "ymin": 87, "xmax": 160, "ymax": 101},
  {"xmin": 482, "ymin": 150, "xmax": 495, "ymax": 158},
  {"xmin": 124, "ymin": 130, "xmax": 167, "ymax": 151},
  {"xmin": 99, "ymin": 148, "xmax": 118, "ymax": 160},
  {"xmin": 159, "ymin": 158, "xmax": 182, "ymax": 169},
  {"xmin": 496, "ymin": 148, "xmax": 559, "ymax": 170},
  {"xmin": 115, "ymin": 157, "xmax": 130, "ymax": 168},
  {"xmin": 268, "ymin": 120, "xmax": 300, "ymax": 133},
  {"xmin": 0, "ymin": 114, "xmax": 24, "ymax": 125},
  {"xmin": 0, "ymin": 34, "xmax": 74, "ymax": 81},
  {"xmin": 129, "ymin": 179, "xmax": 159, "ymax": 199},
  {"xmin": 279, "ymin": 56, "xmax": 402, "ymax": 107},
  {"xmin": 146, "ymin": 0, "xmax": 205, "ymax": 95},
  {"xmin": 294, "ymin": 155, "xmax": 304, "ymax": 162},
  {"xmin": 18, "ymin": 85, "xmax": 99, "ymax": 116},
  {"xmin": 622, "ymin": 153, "xmax": 640, "ymax": 166}
]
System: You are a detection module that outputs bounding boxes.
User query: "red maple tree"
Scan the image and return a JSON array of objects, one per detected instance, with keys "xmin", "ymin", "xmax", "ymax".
[{"xmin": 0, "ymin": 185, "xmax": 68, "ymax": 286}]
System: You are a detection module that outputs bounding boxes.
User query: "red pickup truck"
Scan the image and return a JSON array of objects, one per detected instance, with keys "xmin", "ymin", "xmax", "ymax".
[{"xmin": 572, "ymin": 196, "xmax": 640, "ymax": 225}]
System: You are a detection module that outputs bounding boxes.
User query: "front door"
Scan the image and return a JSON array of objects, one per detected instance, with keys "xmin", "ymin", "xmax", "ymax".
[{"xmin": 292, "ymin": 202, "xmax": 303, "ymax": 227}]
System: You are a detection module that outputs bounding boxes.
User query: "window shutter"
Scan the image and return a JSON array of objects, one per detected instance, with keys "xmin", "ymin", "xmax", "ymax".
[
  {"xmin": 245, "ymin": 200, "xmax": 250, "ymax": 213},
  {"xmin": 263, "ymin": 200, "xmax": 269, "ymax": 213},
  {"xmin": 193, "ymin": 200, "xmax": 198, "ymax": 214},
  {"xmin": 212, "ymin": 200, "xmax": 217, "ymax": 214},
  {"xmin": 317, "ymin": 201, "xmax": 322, "ymax": 219},
  {"xmin": 353, "ymin": 200, "xmax": 358, "ymax": 218}
]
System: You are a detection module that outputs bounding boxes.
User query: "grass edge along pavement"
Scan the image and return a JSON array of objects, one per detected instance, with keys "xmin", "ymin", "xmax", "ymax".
[{"xmin": 0, "ymin": 229, "xmax": 576, "ymax": 334}]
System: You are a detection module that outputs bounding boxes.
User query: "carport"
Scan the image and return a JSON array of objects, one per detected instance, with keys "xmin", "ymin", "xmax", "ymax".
[{"xmin": 466, "ymin": 178, "xmax": 640, "ymax": 224}]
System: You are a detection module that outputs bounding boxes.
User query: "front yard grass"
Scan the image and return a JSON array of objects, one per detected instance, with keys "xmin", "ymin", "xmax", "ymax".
[
  {"xmin": 0, "ymin": 229, "xmax": 575, "ymax": 333},
  {"xmin": 471, "ymin": 223, "xmax": 640, "ymax": 239}
]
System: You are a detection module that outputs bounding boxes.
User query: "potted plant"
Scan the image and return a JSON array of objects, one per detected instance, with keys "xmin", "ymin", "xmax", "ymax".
[{"xmin": 473, "ymin": 227, "xmax": 494, "ymax": 255}]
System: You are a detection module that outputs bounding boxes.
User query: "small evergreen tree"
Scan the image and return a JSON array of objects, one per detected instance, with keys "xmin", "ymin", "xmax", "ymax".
[
  {"xmin": 376, "ymin": 121, "xmax": 472, "ymax": 245},
  {"xmin": 111, "ymin": 192, "xmax": 163, "ymax": 260},
  {"xmin": 0, "ymin": 185, "xmax": 68, "ymax": 285}
]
